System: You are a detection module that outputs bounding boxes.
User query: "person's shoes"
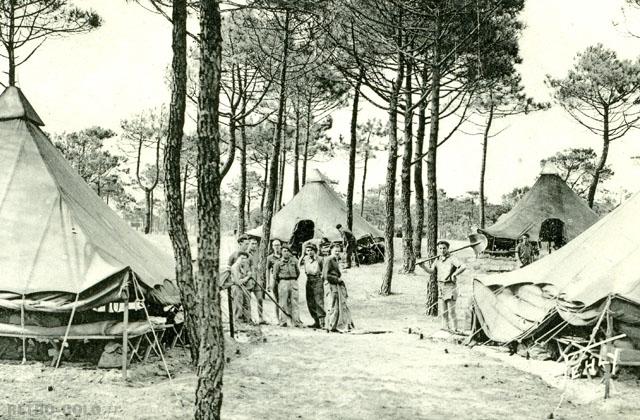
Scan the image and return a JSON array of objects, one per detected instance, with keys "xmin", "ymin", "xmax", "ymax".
[
  {"xmin": 306, "ymin": 322, "xmax": 321, "ymax": 329},
  {"xmin": 258, "ymin": 320, "xmax": 268, "ymax": 325},
  {"xmin": 278, "ymin": 322, "xmax": 287, "ymax": 327}
]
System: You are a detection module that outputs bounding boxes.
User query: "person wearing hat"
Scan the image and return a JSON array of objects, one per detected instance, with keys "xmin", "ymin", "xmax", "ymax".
[
  {"xmin": 417, "ymin": 240, "xmax": 466, "ymax": 333},
  {"xmin": 299, "ymin": 242, "xmax": 325, "ymax": 328},
  {"xmin": 336, "ymin": 224, "xmax": 359, "ymax": 268},
  {"xmin": 322, "ymin": 243, "xmax": 355, "ymax": 332},
  {"xmin": 266, "ymin": 238, "xmax": 284, "ymax": 321},
  {"xmin": 230, "ymin": 251, "xmax": 254, "ymax": 326},
  {"xmin": 516, "ymin": 233, "xmax": 537, "ymax": 268},
  {"xmin": 272, "ymin": 245, "xmax": 302, "ymax": 327},
  {"xmin": 227, "ymin": 233, "xmax": 251, "ymax": 267}
]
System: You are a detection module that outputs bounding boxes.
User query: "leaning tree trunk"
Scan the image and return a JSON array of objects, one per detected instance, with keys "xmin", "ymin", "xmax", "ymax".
[
  {"xmin": 412, "ymin": 64, "xmax": 427, "ymax": 258},
  {"xmin": 194, "ymin": 0, "xmax": 225, "ymax": 417},
  {"xmin": 400, "ymin": 60, "xmax": 415, "ymax": 273},
  {"xmin": 587, "ymin": 108, "xmax": 610, "ymax": 209},
  {"xmin": 163, "ymin": 0, "xmax": 198, "ymax": 364},
  {"xmin": 276, "ymin": 135, "xmax": 286, "ymax": 210},
  {"xmin": 425, "ymin": 15, "xmax": 441, "ymax": 316},
  {"xmin": 379, "ymin": 31, "xmax": 405, "ymax": 296},
  {"xmin": 258, "ymin": 9, "xmax": 290, "ymax": 290},
  {"xmin": 479, "ymin": 102, "xmax": 494, "ymax": 228},
  {"xmin": 347, "ymin": 71, "xmax": 363, "ymax": 231}
]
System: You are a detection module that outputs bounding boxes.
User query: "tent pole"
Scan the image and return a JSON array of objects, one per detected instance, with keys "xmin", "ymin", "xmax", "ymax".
[
  {"xmin": 604, "ymin": 303, "xmax": 613, "ymax": 399},
  {"xmin": 121, "ymin": 272, "xmax": 130, "ymax": 381},
  {"xmin": 54, "ymin": 293, "xmax": 80, "ymax": 369},
  {"xmin": 20, "ymin": 294, "xmax": 26, "ymax": 364},
  {"xmin": 228, "ymin": 290, "xmax": 235, "ymax": 338}
]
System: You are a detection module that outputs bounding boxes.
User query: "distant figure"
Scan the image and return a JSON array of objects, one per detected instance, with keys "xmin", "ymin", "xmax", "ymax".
[
  {"xmin": 247, "ymin": 237, "xmax": 266, "ymax": 325},
  {"xmin": 418, "ymin": 240, "xmax": 466, "ymax": 333},
  {"xmin": 299, "ymin": 243, "xmax": 325, "ymax": 329},
  {"xmin": 272, "ymin": 246, "xmax": 301, "ymax": 327},
  {"xmin": 336, "ymin": 224, "xmax": 359, "ymax": 268},
  {"xmin": 230, "ymin": 251, "xmax": 254, "ymax": 326},
  {"xmin": 322, "ymin": 244, "xmax": 355, "ymax": 332},
  {"xmin": 516, "ymin": 233, "xmax": 537, "ymax": 267},
  {"xmin": 266, "ymin": 239, "xmax": 283, "ymax": 320}
]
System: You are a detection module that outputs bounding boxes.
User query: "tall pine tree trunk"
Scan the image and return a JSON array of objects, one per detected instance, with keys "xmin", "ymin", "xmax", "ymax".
[
  {"xmin": 7, "ymin": 1, "xmax": 16, "ymax": 86},
  {"xmin": 302, "ymin": 98, "xmax": 312, "ymax": 185},
  {"xmin": 412, "ymin": 65, "xmax": 427, "ymax": 258},
  {"xmin": 380, "ymin": 26, "xmax": 404, "ymax": 296},
  {"xmin": 258, "ymin": 10, "xmax": 290, "ymax": 290},
  {"xmin": 587, "ymin": 107, "xmax": 610, "ymax": 208},
  {"xmin": 194, "ymin": 0, "xmax": 225, "ymax": 417},
  {"xmin": 479, "ymin": 102, "xmax": 493, "ymax": 228},
  {"xmin": 163, "ymin": 0, "xmax": 198, "ymax": 364},
  {"xmin": 347, "ymin": 71, "xmax": 363, "ymax": 231},
  {"xmin": 293, "ymin": 107, "xmax": 300, "ymax": 195},
  {"xmin": 277, "ymin": 133, "xmax": 286, "ymax": 210},
  {"xmin": 400, "ymin": 60, "xmax": 415, "ymax": 273},
  {"xmin": 425, "ymin": 12, "xmax": 441, "ymax": 316},
  {"xmin": 144, "ymin": 189, "xmax": 153, "ymax": 234}
]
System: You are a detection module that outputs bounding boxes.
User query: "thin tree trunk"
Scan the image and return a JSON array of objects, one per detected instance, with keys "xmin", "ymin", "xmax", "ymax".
[
  {"xmin": 380, "ymin": 25, "xmax": 404, "ymax": 296},
  {"xmin": 360, "ymin": 145, "xmax": 369, "ymax": 217},
  {"xmin": 260, "ymin": 155, "xmax": 268, "ymax": 214},
  {"xmin": 347, "ymin": 71, "xmax": 363, "ymax": 231},
  {"xmin": 277, "ymin": 129, "xmax": 286, "ymax": 210},
  {"xmin": 258, "ymin": 9, "xmax": 290, "ymax": 295},
  {"xmin": 237, "ymin": 116, "xmax": 247, "ymax": 234},
  {"xmin": 479, "ymin": 102, "xmax": 494, "ymax": 228},
  {"xmin": 400, "ymin": 60, "xmax": 415, "ymax": 273},
  {"xmin": 302, "ymin": 97, "xmax": 312, "ymax": 185},
  {"xmin": 425, "ymin": 11, "xmax": 441, "ymax": 316},
  {"xmin": 144, "ymin": 189, "xmax": 152, "ymax": 234},
  {"xmin": 412, "ymin": 65, "xmax": 427, "ymax": 259},
  {"xmin": 194, "ymin": 0, "xmax": 225, "ymax": 417},
  {"xmin": 293, "ymin": 107, "xmax": 300, "ymax": 195},
  {"xmin": 587, "ymin": 107, "xmax": 609, "ymax": 208},
  {"xmin": 8, "ymin": 1, "xmax": 16, "ymax": 86},
  {"xmin": 182, "ymin": 163, "xmax": 189, "ymax": 209},
  {"xmin": 164, "ymin": 0, "xmax": 198, "ymax": 365}
]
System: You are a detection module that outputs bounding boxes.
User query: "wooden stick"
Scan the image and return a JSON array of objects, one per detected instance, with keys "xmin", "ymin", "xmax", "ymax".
[
  {"xmin": 564, "ymin": 334, "xmax": 626, "ymax": 359},
  {"xmin": 122, "ymin": 290, "xmax": 129, "ymax": 381},
  {"xmin": 604, "ymin": 309, "xmax": 613, "ymax": 399}
]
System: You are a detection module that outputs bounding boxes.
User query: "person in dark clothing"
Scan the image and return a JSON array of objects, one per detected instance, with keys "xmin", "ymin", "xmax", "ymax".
[
  {"xmin": 516, "ymin": 233, "xmax": 537, "ymax": 267},
  {"xmin": 336, "ymin": 224, "xmax": 359, "ymax": 268},
  {"xmin": 299, "ymin": 243, "xmax": 325, "ymax": 328},
  {"xmin": 322, "ymin": 244, "xmax": 355, "ymax": 332}
]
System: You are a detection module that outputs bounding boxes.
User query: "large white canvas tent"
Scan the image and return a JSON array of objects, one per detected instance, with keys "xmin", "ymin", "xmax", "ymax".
[
  {"xmin": 480, "ymin": 169, "xmax": 598, "ymax": 247},
  {"xmin": 247, "ymin": 169, "xmax": 383, "ymax": 242},
  {"xmin": 473, "ymin": 191, "xmax": 640, "ymax": 345},
  {"xmin": 0, "ymin": 86, "xmax": 178, "ymax": 313}
]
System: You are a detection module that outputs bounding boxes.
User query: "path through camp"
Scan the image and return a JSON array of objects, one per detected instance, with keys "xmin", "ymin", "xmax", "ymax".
[{"xmin": 2, "ymin": 243, "xmax": 639, "ymax": 419}]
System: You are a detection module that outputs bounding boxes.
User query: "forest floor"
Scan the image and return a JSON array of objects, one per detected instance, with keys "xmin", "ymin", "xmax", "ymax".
[{"xmin": 2, "ymin": 237, "xmax": 640, "ymax": 419}]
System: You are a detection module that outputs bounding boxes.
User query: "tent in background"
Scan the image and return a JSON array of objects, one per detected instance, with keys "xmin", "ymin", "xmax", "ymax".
[
  {"xmin": 247, "ymin": 169, "xmax": 383, "ymax": 245},
  {"xmin": 473, "ymin": 190, "xmax": 640, "ymax": 345},
  {"xmin": 480, "ymin": 166, "xmax": 598, "ymax": 251},
  {"xmin": 0, "ymin": 86, "xmax": 178, "ymax": 314}
]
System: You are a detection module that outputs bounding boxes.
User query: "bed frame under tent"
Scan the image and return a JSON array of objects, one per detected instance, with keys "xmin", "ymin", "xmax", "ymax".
[{"xmin": 0, "ymin": 86, "xmax": 183, "ymax": 379}]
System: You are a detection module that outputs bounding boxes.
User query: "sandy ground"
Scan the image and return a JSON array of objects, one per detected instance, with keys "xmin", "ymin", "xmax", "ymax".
[{"xmin": 2, "ymin": 237, "xmax": 640, "ymax": 419}]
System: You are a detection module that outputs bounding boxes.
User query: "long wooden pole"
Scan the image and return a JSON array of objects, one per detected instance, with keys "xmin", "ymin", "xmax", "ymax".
[{"xmin": 122, "ymin": 286, "xmax": 130, "ymax": 381}]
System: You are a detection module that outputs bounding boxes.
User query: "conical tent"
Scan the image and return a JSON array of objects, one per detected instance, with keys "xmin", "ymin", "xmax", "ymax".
[
  {"xmin": 0, "ymin": 87, "xmax": 177, "ymax": 312},
  {"xmin": 480, "ymin": 171, "xmax": 598, "ymax": 243},
  {"xmin": 473, "ymin": 191, "xmax": 640, "ymax": 344},
  {"xmin": 247, "ymin": 169, "xmax": 383, "ymax": 242}
]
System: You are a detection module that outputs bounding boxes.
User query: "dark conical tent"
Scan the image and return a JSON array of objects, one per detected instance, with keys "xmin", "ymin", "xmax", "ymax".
[
  {"xmin": 247, "ymin": 169, "xmax": 383, "ymax": 242},
  {"xmin": 0, "ymin": 86, "xmax": 178, "ymax": 313},
  {"xmin": 473, "ymin": 190, "xmax": 640, "ymax": 345},
  {"xmin": 480, "ymin": 167, "xmax": 598, "ymax": 245}
]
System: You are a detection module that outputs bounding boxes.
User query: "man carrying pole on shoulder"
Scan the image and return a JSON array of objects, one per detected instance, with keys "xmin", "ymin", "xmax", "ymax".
[{"xmin": 418, "ymin": 240, "xmax": 466, "ymax": 333}]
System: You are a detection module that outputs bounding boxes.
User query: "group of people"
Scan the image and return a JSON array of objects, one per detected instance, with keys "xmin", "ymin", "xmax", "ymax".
[{"xmin": 222, "ymin": 224, "xmax": 357, "ymax": 333}]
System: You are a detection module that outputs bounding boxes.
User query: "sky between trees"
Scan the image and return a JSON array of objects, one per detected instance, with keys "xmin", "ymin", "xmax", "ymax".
[{"xmin": 10, "ymin": 0, "xmax": 640, "ymax": 203}]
